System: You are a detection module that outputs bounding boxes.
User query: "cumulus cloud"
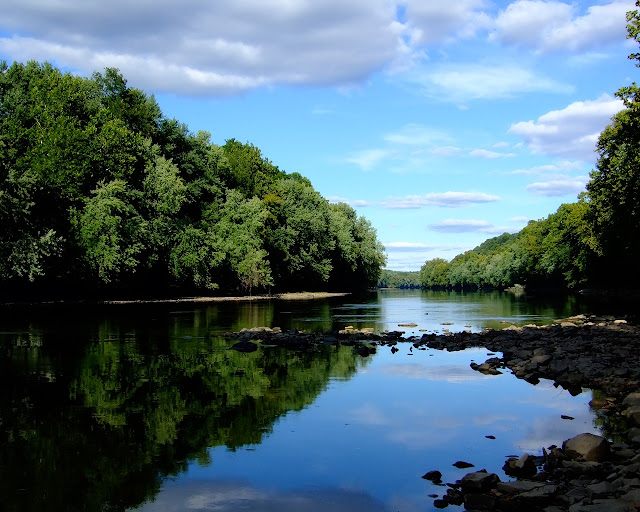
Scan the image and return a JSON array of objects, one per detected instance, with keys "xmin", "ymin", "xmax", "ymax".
[
  {"xmin": 509, "ymin": 94, "xmax": 624, "ymax": 161},
  {"xmin": 403, "ymin": 0, "xmax": 492, "ymax": 44},
  {"xmin": 383, "ymin": 192, "xmax": 501, "ymax": 209},
  {"xmin": 0, "ymin": 0, "xmax": 405, "ymax": 95},
  {"xmin": 491, "ymin": 0, "xmax": 634, "ymax": 53},
  {"xmin": 413, "ymin": 63, "xmax": 573, "ymax": 102},
  {"xmin": 526, "ymin": 176, "xmax": 589, "ymax": 196}
]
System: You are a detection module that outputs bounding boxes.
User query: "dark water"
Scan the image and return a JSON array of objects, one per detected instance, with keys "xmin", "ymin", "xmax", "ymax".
[{"xmin": 0, "ymin": 290, "xmax": 605, "ymax": 511}]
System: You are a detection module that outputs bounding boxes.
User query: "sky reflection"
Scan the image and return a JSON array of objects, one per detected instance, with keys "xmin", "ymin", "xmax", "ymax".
[{"xmin": 141, "ymin": 346, "xmax": 601, "ymax": 512}]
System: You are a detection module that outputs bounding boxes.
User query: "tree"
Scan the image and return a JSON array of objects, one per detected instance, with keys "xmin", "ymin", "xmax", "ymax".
[
  {"xmin": 75, "ymin": 179, "xmax": 146, "ymax": 284},
  {"xmin": 586, "ymin": 2, "xmax": 640, "ymax": 284}
]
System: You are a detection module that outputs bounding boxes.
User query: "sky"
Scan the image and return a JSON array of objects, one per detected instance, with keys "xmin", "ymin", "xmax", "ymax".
[{"xmin": 1, "ymin": 0, "xmax": 637, "ymax": 270}]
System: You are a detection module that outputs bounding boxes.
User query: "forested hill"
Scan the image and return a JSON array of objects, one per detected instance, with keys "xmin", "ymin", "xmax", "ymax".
[{"xmin": 0, "ymin": 61, "xmax": 387, "ymax": 298}]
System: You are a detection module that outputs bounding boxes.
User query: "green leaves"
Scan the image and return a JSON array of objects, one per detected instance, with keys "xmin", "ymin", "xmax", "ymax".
[
  {"xmin": 76, "ymin": 179, "xmax": 146, "ymax": 283},
  {"xmin": 0, "ymin": 60, "xmax": 387, "ymax": 294}
]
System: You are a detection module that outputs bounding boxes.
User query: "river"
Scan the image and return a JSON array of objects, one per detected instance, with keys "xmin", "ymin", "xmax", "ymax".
[{"xmin": 0, "ymin": 290, "xmax": 609, "ymax": 511}]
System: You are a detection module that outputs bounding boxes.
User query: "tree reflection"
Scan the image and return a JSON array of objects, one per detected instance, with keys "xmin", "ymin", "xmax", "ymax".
[{"xmin": 0, "ymin": 322, "xmax": 361, "ymax": 511}]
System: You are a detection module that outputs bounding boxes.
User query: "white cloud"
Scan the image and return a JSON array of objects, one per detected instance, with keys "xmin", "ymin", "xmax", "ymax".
[
  {"xmin": 505, "ymin": 160, "xmax": 584, "ymax": 176},
  {"xmin": 469, "ymin": 149, "xmax": 516, "ymax": 159},
  {"xmin": 413, "ymin": 63, "xmax": 573, "ymax": 102},
  {"xmin": 526, "ymin": 176, "xmax": 588, "ymax": 196},
  {"xmin": 383, "ymin": 192, "xmax": 501, "ymax": 209},
  {"xmin": 403, "ymin": 0, "xmax": 492, "ymax": 44},
  {"xmin": 510, "ymin": 216, "xmax": 530, "ymax": 223},
  {"xmin": 346, "ymin": 149, "xmax": 394, "ymax": 171},
  {"xmin": 509, "ymin": 94, "xmax": 624, "ymax": 161},
  {"xmin": 491, "ymin": 0, "xmax": 634, "ymax": 54},
  {"xmin": 0, "ymin": 0, "xmax": 406, "ymax": 95}
]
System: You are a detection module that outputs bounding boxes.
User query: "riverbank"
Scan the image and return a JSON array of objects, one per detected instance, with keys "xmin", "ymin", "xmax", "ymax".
[
  {"xmin": 103, "ymin": 291, "xmax": 351, "ymax": 305},
  {"xmin": 226, "ymin": 317, "xmax": 640, "ymax": 511},
  {"xmin": 0, "ymin": 291, "xmax": 352, "ymax": 307}
]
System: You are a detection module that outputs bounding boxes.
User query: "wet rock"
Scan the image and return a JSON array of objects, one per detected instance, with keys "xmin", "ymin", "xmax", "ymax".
[
  {"xmin": 503, "ymin": 453, "xmax": 538, "ymax": 478},
  {"xmin": 422, "ymin": 470, "xmax": 442, "ymax": 482},
  {"xmin": 563, "ymin": 433, "xmax": 611, "ymax": 462},
  {"xmin": 453, "ymin": 460, "xmax": 475, "ymax": 469},
  {"xmin": 459, "ymin": 470, "xmax": 500, "ymax": 492},
  {"xmin": 463, "ymin": 492, "xmax": 496, "ymax": 511},
  {"xmin": 497, "ymin": 480, "xmax": 546, "ymax": 495}
]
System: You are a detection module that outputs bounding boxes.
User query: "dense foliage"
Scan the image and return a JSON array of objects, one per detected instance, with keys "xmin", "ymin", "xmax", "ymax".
[
  {"xmin": 377, "ymin": 269, "xmax": 420, "ymax": 288},
  {"xmin": 419, "ymin": 3, "xmax": 640, "ymax": 291},
  {"xmin": 0, "ymin": 61, "xmax": 386, "ymax": 297}
]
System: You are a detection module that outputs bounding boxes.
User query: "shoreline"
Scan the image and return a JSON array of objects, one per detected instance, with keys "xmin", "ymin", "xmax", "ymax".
[
  {"xmin": 227, "ymin": 317, "xmax": 640, "ymax": 511},
  {"xmin": 0, "ymin": 291, "xmax": 352, "ymax": 307}
]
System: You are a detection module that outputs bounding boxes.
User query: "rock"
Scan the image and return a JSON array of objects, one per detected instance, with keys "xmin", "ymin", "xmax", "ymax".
[
  {"xmin": 568, "ymin": 500, "xmax": 635, "ymax": 512},
  {"xmin": 625, "ymin": 406, "xmax": 640, "ymax": 426},
  {"xmin": 562, "ymin": 415, "xmax": 575, "ymax": 420},
  {"xmin": 453, "ymin": 460, "xmax": 475, "ymax": 469},
  {"xmin": 503, "ymin": 453, "xmax": 538, "ymax": 478},
  {"xmin": 497, "ymin": 480, "xmax": 546, "ymax": 495},
  {"xmin": 398, "ymin": 323, "xmax": 418, "ymax": 327},
  {"xmin": 531, "ymin": 354, "xmax": 553, "ymax": 365},
  {"xmin": 463, "ymin": 492, "xmax": 496, "ymax": 510},
  {"xmin": 586, "ymin": 480, "xmax": 615, "ymax": 498},
  {"xmin": 623, "ymin": 393, "xmax": 640, "ymax": 407},
  {"xmin": 422, "ymin": 470, "xmax": 442, "ymax": 482},
  {"xmin": 459, "ymin": 470, "xmax": 500, "ymax": 492},
  {"xmin": 514, "ymin": 484, "xmax": 557, "ymax": 501},
  {"xmin": 433, "ymin": 499, "xmax": 448, "ymax": 509},
  {"xmin": 563, "ymin": 433, "xmax": 611, "ymax": 462}
]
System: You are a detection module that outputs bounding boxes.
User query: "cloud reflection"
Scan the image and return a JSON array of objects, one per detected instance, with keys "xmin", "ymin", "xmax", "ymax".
[
  {"xmin": 134, "ymin": 479, "xmax": 387, "ymax": 512},
  {"xmin": 379, "ymin": 363, "xmax": 491, "ymax": 383}
]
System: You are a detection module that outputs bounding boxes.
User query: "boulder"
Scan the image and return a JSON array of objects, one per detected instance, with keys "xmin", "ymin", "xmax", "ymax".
[
  {"xmin": 422, "ymin": 470, "xmax": 442, "ymax": 482},
  {"xmin": 563, "ymin": 433, "xmax": 611, "ymax": 462},
  {"xmin": 502, "ymin": 453, "xmax": 538, "ymax": 478},
  {"xmin": 459, "ymin": 470, "xmax": 500, "ymax": 492}
]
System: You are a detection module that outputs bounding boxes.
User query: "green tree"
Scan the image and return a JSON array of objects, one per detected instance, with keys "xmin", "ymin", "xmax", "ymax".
[
  {"xmin": 585, "ymin": 2, "xmax": 640, "ymax": 284},
  {"xmin": 75, "ymin": 179, "xmax": 146, "ymax": 283}
]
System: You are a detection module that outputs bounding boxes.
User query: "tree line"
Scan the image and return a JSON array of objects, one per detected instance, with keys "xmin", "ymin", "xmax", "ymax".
[
  {"xmin": 419, "ymin": 4, "xmax": 640, "ymax": 292},
  {"xmin": 0, "ymin": 61, "xmax": 386, "ymax": 298}
]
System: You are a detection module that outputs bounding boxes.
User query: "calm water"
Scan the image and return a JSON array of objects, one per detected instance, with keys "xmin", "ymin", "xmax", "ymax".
[{"xmin": 0, "ymin": 290, "xmax": 606, "ymax": 512}]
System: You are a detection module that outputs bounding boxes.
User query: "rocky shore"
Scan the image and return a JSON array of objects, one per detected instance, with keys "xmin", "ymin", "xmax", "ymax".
[{"xmin": 226, "ymin": 315, "xmax": 640, "ymax": 511}]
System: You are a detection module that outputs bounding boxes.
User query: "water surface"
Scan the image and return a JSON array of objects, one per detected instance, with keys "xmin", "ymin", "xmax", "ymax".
[{"xmin": 0, "ymin": 290, "xmax": 603, "ymax": 512}]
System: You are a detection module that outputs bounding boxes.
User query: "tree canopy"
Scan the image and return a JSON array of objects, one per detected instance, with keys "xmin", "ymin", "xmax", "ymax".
[{"xmin": 0, "ymin": 61, "xmax": 386, "ymax": 298}]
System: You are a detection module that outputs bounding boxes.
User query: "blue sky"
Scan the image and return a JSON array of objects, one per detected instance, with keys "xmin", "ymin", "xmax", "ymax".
[{"xmin": 1, "ymin": 0, "xmax": 637, "ymax": 270}]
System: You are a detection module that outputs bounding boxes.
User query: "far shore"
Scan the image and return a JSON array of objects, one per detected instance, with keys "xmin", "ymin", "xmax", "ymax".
[{"xmin": 100, "ymin": 291, "xmax": 352, "ymax": 305}]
